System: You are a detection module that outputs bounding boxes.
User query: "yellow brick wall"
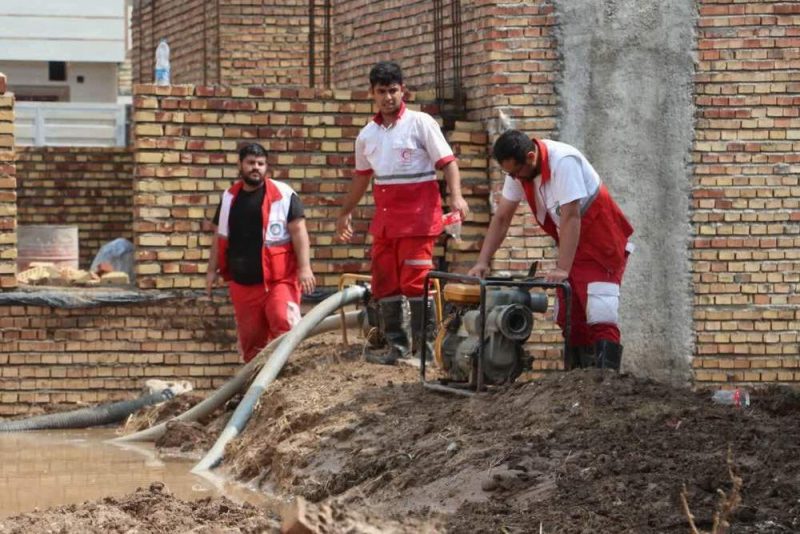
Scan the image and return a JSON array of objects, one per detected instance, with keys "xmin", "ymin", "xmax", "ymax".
[
  {"xmin": 131, "ymin": 84, "xmax": 496, "ymax": 290},
  {"xmin": 15, "ymin": 148, "xmax": 134, "ymax": 267},
  {"xmin": 0, "ymin": 73, "xmax": 16, "ymax": 289},
  {"xmin": 0, "ymin": 297, "xmax": 239, "ymax": 416},
  {"xmin": 692, "ymin": 1, "xmax": 800, "ymax": 385}
]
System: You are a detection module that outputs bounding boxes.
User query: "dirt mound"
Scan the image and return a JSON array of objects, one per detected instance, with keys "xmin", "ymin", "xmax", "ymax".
[
  {"xmin": 120, "ymin": 393, "xmax": 206, "ymax": 434},
  {"xmin": 0, "ymin": 482, "xmax": 278, "ymax": 534},
  {"xmin": 214, "ymin": 334, "xmax": 800, "ymax": 533}
]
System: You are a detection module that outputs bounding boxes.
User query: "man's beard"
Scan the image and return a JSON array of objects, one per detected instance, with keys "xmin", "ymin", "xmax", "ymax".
[{"xmin": 242, "ymin": 172, "xmax": 264, "ymax": 187}]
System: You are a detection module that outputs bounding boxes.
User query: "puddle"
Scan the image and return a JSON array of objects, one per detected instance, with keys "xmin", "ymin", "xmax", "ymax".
[{"xmin": 0, "ymin": 428, "xmax": 273, "ymax": 519}]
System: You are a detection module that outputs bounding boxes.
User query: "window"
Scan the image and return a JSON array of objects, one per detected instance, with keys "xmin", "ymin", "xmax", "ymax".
[{"xmin": 48, "ymin": 61, "xmax": 67, "ymax": 82}]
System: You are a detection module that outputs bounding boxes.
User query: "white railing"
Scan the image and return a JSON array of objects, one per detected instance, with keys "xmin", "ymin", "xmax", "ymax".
[{"xmin": 14, "ymin": 102, "xmax": 127, "ymax": 147}]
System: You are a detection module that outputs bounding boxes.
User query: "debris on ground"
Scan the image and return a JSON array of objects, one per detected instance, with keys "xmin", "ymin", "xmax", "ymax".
[
  {"xmin": 120, "ymin": 393, "xmax": 206, "ymax": 434},
  {"xmin": 16, "ymin": 261, "xmax": 130, "ymax": 287},
  {"xmin": 281, "ymin": 497, "xmax": 443, "ymax": 534},
  {"xmin": 0, "ymin": 482, "xmax": 279, "ymax": 534}
]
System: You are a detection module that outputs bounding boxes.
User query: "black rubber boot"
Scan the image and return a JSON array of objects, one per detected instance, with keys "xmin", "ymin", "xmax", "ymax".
[
  {"xmin": 361, "ymin": 299, "xmax": 385, "ymax": 349},
  {"xmin": 565, "ymin": 345, "xmax": 594, "ymax": 370},
  {"xmin": 595, "ymin": 339, "xmax": 623, "ymax": 370},
  {"xmin": 365, "ymin": 298, "xmax": 410, "ymax": 365},
  {"xmin": 409, "ymin": 297, "xmax": 435, "ymax": 362}
]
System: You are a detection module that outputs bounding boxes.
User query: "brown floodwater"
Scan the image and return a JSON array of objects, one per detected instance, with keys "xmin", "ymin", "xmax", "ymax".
[{"xmin": 0, "ymin": 428, "xmax": 272, "ymax": 519}]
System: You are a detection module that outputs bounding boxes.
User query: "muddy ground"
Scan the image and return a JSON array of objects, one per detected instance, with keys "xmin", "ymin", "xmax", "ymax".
[{"xmin": 2, "ymin": 333, "xmax": 800, "ymax": 533}]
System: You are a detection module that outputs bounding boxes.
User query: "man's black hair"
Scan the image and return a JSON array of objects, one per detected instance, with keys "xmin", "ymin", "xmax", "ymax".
[
  {"xmin": 492, "ymin": 130, "xmax": 534, "ymax": 164},
  {"xmin": 238, "ymin": 142, "xmax": 268, "ymax": 161},
  {"xmin": 369, "ymin": 61, "xmax": 403, "ymax": 87}
]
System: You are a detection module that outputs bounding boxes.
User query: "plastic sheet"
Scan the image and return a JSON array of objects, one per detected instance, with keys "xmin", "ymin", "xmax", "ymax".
[{"xmin": 0, "ymin": 287, "xmax": 179, "ymax": 308}]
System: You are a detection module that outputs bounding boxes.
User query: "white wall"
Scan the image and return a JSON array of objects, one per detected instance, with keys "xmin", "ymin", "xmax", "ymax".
[
  {"xmin": 0, "ymin": 0, "xmax": 126, "ymax": 63},
  {"xmin": 0, "ymin": 61, "xmax": 118, "ymax": 103}
]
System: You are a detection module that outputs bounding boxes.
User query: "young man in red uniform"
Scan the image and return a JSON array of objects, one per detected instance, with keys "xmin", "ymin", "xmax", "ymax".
[
  {"xmin": 207, "ymin": 143, "xmax": 316, "ymax": 363},
  {"xmin": 468, "ymin": 130, "xmax": 634, "ymax": 370},
  {"xmin": 335, "ymin": 61, "xmax": 469, "ymax": 365}
]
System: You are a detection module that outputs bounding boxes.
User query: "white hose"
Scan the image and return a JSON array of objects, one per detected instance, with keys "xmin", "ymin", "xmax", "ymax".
[
  {"xmin": 112, "ymin": 309, "xmax": 364, "ymax": 443},
  {"xmin": 192, "ymin": 286, "xmax": 367, "ymax": 472}
]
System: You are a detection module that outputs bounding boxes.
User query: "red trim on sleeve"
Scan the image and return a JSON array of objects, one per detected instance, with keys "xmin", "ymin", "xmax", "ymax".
[
  {"xmin": 355, "ymin": 168, "xmax": 373, "ymax": 176},
  {"xmin": 435, "ymin": 155, "xmax": 456, "ymax": 170}
]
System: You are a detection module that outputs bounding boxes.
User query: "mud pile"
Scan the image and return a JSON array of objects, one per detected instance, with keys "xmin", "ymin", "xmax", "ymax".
[
  {"xmin": 223, "ymin": 335, "xmax": 800, "ymax": 533},
  {"xmin": 0, "ymin": 482, "xmax": 278, "ymax": 533},
  {"xmin": 3, "ymin": 333, "xmax": 800, "ymax": 533}
]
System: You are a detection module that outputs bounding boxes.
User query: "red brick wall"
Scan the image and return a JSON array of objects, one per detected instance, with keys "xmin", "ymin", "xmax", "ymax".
[
  {"xmin": 0, "ymin": 73, "xmax": 16, "ymax": 289},
  {"xmin": 219, "ymin": 0, "xmax": 311, "ymax": 87},
  {"xmin": 132, "ymin": 0, "xmax": 220, "ymax": 85},
  {"xmin": 0, "ymin": 296, "xmax": 238, "ymax": 416},
  {"xmin": 331, "ymin": 1, "xmax": 558, "ymax": 125},
  {"xmin": 132, "ymin": 0, "xmax": 310, "ymax": 87},
  {"xmin": 15, "ymin": 148, "xmax": 134, "ymax": 268},
  {"xmin": 691, "ymin": 1, "xmax": 800, "ymax": 384},
  {"xmin": 332, "ymin": 0, "xmax": 443, "ymax": 91}
]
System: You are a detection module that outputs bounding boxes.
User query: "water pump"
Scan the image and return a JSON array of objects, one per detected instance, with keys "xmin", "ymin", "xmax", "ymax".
[{"xmin": 433, "ymin": 282, "xmax": 549, "ymax": 386}]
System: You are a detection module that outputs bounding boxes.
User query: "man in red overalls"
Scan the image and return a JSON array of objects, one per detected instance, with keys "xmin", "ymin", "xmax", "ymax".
[
  {"xmin": 468, "ymin": 130, "xmax": 633, "ymax": 370},
  {"xmin": 335, "ymin": 61, "xmax": 469, "ymax": 365},
  {"xmin": 206, "ymin": 143, "xmax": 316, "ymax": 363}
]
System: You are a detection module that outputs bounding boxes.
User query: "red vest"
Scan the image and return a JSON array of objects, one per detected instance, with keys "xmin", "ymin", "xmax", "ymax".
[
  {"xmin": 521, "ymin": 139, "xmax": 633, "ymax": 275},
  {"xmin": 217, "ymin": 179, "xmax": 298, "ymax": 288}
]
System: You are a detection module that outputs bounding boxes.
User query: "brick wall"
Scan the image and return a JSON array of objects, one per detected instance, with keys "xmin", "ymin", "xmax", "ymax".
[
  {"xmin": 132, "ymin": 0, "xmax": 220, "ymax": 85},
  {"xmin": 692, "ymin": 1, "xmax": 800, "ymax": 385},
  {"xmin": 15, "ymin": 148, "xmax": 134, "ymax": 268},
  {"xmin": 0, "ymin": 73, "xmax": 16, "ymax": 289},
  {"xmin": 332, "ymin": 0, "xmax": 445, "ymax": 91},
  {"xmin": 331, "ymin": 1, "xmax": 558, "ymax": 125},
  {"xmin": 219, "ymin": 0, "xmax": 310, "ymax": 87},
  {"xmin": 132, "ymin": 0, "xmax": 309, "ymax": 87},
  {"xmin": 0, "ymin": 296, "xmax": 238, "ymax": 416},
  {"xmin": 132, "ymin": 84, "xmax": 367, "ymax": 290},
  {"xmin": 132, "ymin": 84, "xmax": 491, "ymax": 290}
]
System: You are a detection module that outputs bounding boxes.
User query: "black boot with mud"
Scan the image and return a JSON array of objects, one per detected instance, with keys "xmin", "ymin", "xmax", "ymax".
[
  {"xmin": 565, "ymin": 344, "xmax": 594, "ymax": 370},
  {"xmin": 595, "ymin": 339, "xmax": 623, "ymax": 370},
  {"xmin": 365, "ymin": 298, "xmax": 410, "ymax": 365}
]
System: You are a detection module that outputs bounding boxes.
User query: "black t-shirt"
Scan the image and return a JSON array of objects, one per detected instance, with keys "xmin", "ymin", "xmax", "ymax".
[{"xmin": 213, "ymin": 184, "xmax": 304, "ymax": 285}]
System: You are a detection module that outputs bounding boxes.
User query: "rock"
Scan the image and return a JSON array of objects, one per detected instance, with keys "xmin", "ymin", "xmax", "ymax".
[
  {"xmin": 281, "ymin": 497, "xmax": 315, "ymax": 534},
  {"xmin": 99, "ymin": 271, "xmax": 130, "ymax": 285},
  {"xmin": 481, "ymin": 477, "xmax": 498, "ymax": 492}
]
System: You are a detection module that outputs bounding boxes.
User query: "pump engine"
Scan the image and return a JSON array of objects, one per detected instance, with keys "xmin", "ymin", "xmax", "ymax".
[{"xmin": 434, "ymin": 282, "xmax": 548, "ymax": 386}]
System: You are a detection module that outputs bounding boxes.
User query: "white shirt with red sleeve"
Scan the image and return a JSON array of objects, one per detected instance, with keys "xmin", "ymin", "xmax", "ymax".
[
  {"xmin": 501, "ymin": 140, "xmax": 600, "ymax": 229},
  {"xmin": 355, "ymin": 102, "xmax": 455, "ymax": 238}
]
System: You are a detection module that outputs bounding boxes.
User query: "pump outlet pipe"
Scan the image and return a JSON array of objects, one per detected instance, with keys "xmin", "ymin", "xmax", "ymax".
[
  {"xmin": 193, "ymin": 285, "xmax": 367, "ymax": 472},
  {"xmin": 113, "ymin": 309, "xmax": 364, "ymax": 443},
  {"xmin": 0, "ymin": 389, "xmax": 179, "ymax": 432}
]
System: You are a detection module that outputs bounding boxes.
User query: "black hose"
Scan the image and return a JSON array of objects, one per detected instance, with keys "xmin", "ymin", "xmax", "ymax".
[{"xmin": 0, "ymin": 390, "xmax": 175, "ymax": 432}]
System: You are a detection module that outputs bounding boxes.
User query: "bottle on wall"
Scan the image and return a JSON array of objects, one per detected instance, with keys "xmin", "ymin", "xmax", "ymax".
[{"xmin": 155, "ymin": 39, "xmax": 171, "ymax": 86}]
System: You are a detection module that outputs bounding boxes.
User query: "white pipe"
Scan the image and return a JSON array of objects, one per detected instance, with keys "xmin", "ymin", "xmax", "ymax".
[
  {"xmin": 192, "ymin": 286, "xmax": 367, "ymax": 473},
  {"xmin": 112, "ymin": 309, "xmax": 364, "ymax": 443}
]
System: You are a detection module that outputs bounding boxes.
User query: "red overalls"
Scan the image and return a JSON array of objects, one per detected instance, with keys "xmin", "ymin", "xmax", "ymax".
[
  {"xmin": 356, "ymin": 106, "xmax": 456, "ymax": 300},
  {"xmin": 521, "ymin": 139, "xmax": 634, "ymax": 346},
  {"xmin": 217, "ymin": 179, "xmax": 301, "ymax": 362}
]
